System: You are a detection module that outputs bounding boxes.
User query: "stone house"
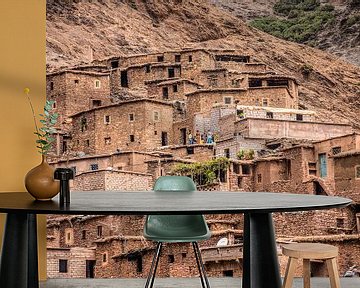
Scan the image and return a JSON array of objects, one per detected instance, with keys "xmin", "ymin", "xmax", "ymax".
[
  {"xmin": 333, "ymin": 150, "xmax": 360, "ymax": 203},
  {"xmin": 313, "ymin": 133, "xmax": 360, "ymax": 183},
  {"xmin": 47, "ymin": 69, "xmax": 111, "ymax": 124},
  {"xmin": 70, "ymin": 99, "xmax": 173, "ymax": 155}
]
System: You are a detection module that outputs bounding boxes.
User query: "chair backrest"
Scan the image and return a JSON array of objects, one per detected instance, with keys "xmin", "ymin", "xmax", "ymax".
[
  {"xmin": 145, "ymin": 176, "xmax": 210, "ymax": 242},
  {"xmin": 153, "ymin": 176, "xmax": 196, "ymax": 192}
]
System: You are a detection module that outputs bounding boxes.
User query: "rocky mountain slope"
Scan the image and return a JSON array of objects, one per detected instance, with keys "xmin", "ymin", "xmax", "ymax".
[
  {"xmin": 46, "ymin": 0, "xmax": 360, "ymax": 130},
  {"xmin": 211, "ymin": 0, "xmax": 360, "ymax": 66}
]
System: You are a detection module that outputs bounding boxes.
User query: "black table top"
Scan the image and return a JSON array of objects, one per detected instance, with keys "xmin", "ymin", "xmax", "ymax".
[{"xmin": 0, "ymin": 191, "xmax": 352, "ymax": 215}]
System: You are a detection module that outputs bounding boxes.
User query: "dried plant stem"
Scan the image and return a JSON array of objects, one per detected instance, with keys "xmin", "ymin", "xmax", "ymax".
[{"xmin": 25, "ymin": 91, "xmax": 43, "ymax": 154}]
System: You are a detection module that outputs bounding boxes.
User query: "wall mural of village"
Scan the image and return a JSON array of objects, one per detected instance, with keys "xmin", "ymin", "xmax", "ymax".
[{"xmin": 46, "ymin": 0, "xmax": 360, "ymax": 281}]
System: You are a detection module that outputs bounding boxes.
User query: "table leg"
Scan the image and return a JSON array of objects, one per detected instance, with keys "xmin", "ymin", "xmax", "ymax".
[
  {"xmin": 0, "ymin": 213, "xmax": 39, "ymax": 288},
  {"xmin": 242, "ymin": 213, "xmax": 282, "ymax": 288}
]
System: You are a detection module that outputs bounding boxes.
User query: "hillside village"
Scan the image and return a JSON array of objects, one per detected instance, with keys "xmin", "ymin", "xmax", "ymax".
[{"xmin": 46, "ymin": 48, "xmax": 359, "ymax": 279}]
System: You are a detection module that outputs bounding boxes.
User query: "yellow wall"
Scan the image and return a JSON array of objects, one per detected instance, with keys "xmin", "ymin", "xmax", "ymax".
[{"xmin": 0, "ymin": 0, "xmax": 47, "ymax": 280}]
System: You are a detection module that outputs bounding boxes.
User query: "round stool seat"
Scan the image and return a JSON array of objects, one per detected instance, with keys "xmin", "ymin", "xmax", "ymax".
[{"xmin": 282, "ymin": 243, "xmax": 338, "ymax": 259}]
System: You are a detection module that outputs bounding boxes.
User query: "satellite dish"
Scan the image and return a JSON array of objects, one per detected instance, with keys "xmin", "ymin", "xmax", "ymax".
[{"xmin": 216, "ymin": 237, "xmax": 228, "ymax": 247}]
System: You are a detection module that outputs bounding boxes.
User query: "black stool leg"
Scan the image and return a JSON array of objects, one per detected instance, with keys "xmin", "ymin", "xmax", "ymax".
[
  {"xmin": 145, "ymin": 242, "xmax": 162, "ymax": 288},
  {"xmin": 193, "ymin": 242, "xmax": 210, "ymax": 288}
]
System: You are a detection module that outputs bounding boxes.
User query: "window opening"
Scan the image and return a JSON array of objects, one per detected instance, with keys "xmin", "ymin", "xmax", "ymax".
[
  {"xmin": 82, "ymin": 230, "xmax": 87, "ymax": 240},
  {"xmin": 332, "ymin": 147, "xmax": 341, "ymax": 155},
  {"xmin": 81, "ymin": 117, "xmax": 87, "ymax": 132},
  {"xmin": 129, "ymin": 113, "xmax": 134, "ymax": 122},
  {"xmin": 249, "ymin": 79, "xmax": 262, "ymax": 87},
  {"xmin": 224, "ymin": 148, "xmax": 230, "ymax": 158},
  {"xmin": 104, "ymin": 115, "xmax": 111, "ymax": 124},
  {"xmin": 266, "ymin": 112, "xmax": 273, "ymax": 119},
  {"xmin": 223, "ymin": 270, "xmax": 234, "ymax": 277},
  {"xmin": 59, "ymin": 259, "xmax": 68, "ymax": 273},
  {"xmin": 130, "ymin": 135, "xmax": 135, "ymax": 142},
  {"xmin": 162, "ymin": 87, "xmax": 169, "ymax": 99},
  {"xmin": 62, "ymin": 140, "xmax": 67, "ymax": 154},
  {"xmin": 90, "ymin": 163, "xmax": 98, "ymax": 171},
  {"xmin": 157, "ymin": 55, "xmax": 164, "ymax": 62},
  {"xmin": 168, "ymin": 255, "xmax": 175, "ymax": 263},
  {"xmin": 336, "ymin": 218, "xmax": 345, "ymax": 228},
  {"xmin": 97, "ymin": 226, "xmax": 103, "ymax": 237},
  {"xmin": 50, "ymin": 81, "xmax": 54, "ymax": 90},
  {"xmin": 153, "ymin": 111, "xmax": 160, "ymax": 121},
  {"xmin": 168, "ymin": 67, "xmax": 175, "ymax": 78},
  {"xmin": 356, "ymin": 166, "xmax": 360, "ymax": 179},
  {"xmin": 224, "ymin": 97, "xmax": 232, "ymax": 105},
  {"xmin": 173, "ymin": 84, "xmax": 178, "ymax": 93},
  {"xmin": 111, "ymin": 61, "xmax": 119, "ymax": 69},
  {"xmin": 94, "ymin": 80, "xmax": 101, "ymax": 88},
  {"xmin": 145, "ymin": 64, "xmax": 151, "ymax": 73},
  {"xmin": 296, "ymin": 114, "xmax": 303, "ymax": 121},
  {"xmin": 188, "ymin": 55, "xmax": 193, "ymax": 62},
  {"xmin": 257, "ymin": 174, "xmax": 262, "ymax": 183},
  {"xmin": 92, "ymin": 100, "xmax": 101, "ymax": 107},
  {"xmin": 175, "ymin": 55, "xmax": 181, "ymax": 62},
  {"xmin": 233, "ymin": 164, "xmax": 240, "ymax": 174},
  {"xmin": 267, "ymin": 79, "xmax": 289, "ymax": 87},
  {"xmin": 242, "ymin": 165, "xmax": 251, "ymax": 175}
]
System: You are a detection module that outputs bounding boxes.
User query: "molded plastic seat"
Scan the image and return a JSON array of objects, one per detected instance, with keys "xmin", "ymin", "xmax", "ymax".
[
  {"xmin": 144, "ymin": 176, "xmax": 211, "ymax": 242},
  {"xmin": 143, "ymin": 176, "xmax": 211, "ymax": 288}
]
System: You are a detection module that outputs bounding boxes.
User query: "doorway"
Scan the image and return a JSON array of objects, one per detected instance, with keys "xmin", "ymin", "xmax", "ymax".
[
  {"xmin": 318, "ymin": 153, "xmax": 327, "ymax": 178},
  {"xmin": 180, "ymin": 128, "xmax": 186, "ymax": 145},
  {"xmin": 86, "ymin": 260, "xmax": 96, "ymax": 278},
  {"xmin": 161, "ymin": 132, "xmax": 168, "ymax": 146},
  {"xmin": 120, "ymin": 71, "xmax": 128, "ymax": 87}
]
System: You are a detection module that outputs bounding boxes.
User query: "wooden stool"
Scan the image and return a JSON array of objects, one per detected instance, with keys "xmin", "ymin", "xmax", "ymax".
[{"xmin": 282, "ymin": 243, "xmax": 340, "ymax": 288}]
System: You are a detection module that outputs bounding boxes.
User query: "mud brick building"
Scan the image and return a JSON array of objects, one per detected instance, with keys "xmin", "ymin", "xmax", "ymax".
[
  {"xmin": 47, "ymin": 68, "xmax": 111, "ymax": 124},
  {"xmin": 47, "ymin": 48, "xmax": 359, "ymax": 280},
  {"xmin": 70, "ymin": 99, "xmax": 173, "ymax": 154}
]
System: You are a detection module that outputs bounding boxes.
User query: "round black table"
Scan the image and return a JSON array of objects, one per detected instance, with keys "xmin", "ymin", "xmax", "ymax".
[{"xmin": 0, "ymin": 191, "xmax": 352, "ymax": 288}]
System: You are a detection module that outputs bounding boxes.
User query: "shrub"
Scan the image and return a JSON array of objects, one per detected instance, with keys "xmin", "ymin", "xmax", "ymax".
[{"xmin": 250, "ymin": 1, "xmax": 335, "ymax": 44}]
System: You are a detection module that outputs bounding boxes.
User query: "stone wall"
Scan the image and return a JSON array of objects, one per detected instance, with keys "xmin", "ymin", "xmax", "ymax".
[
  {"xmin": 47, "ymin": 247, "xmax": 95, "ymax": 278},
  {"xmin": 73, "ymin": 170, "xmax": 153, "ymax": 191},
  {"xmin": 235, "ymin": 118, "xmax": 353, "ymax": 141},
  {"xmin": 334, "ymin": 153, "xmax": 360, "ymax": 203}
]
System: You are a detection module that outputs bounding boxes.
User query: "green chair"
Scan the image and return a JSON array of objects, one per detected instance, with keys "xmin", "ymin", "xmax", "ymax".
[{"xmin": 144, "ymin": 176, "xmax": 211, "ymax": 288}]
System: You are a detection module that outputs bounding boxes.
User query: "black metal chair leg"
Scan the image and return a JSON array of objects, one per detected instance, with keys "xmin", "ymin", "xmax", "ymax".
[
  {"xmin": 193, "ymin": 242, "xmax": 206, "ymax": 288},
  {"xmin": 145, "ymin": 242, "xmax": 162, "ymax": 288},
  {"xmin": 194, "ymin": 242, "xmax": 211, "ymax": 288}
]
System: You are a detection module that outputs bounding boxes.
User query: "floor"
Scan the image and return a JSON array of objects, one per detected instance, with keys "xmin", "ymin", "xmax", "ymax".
[{"xmin": 40, "ymin": 277, "xmax": 360, "ymax": 288}]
